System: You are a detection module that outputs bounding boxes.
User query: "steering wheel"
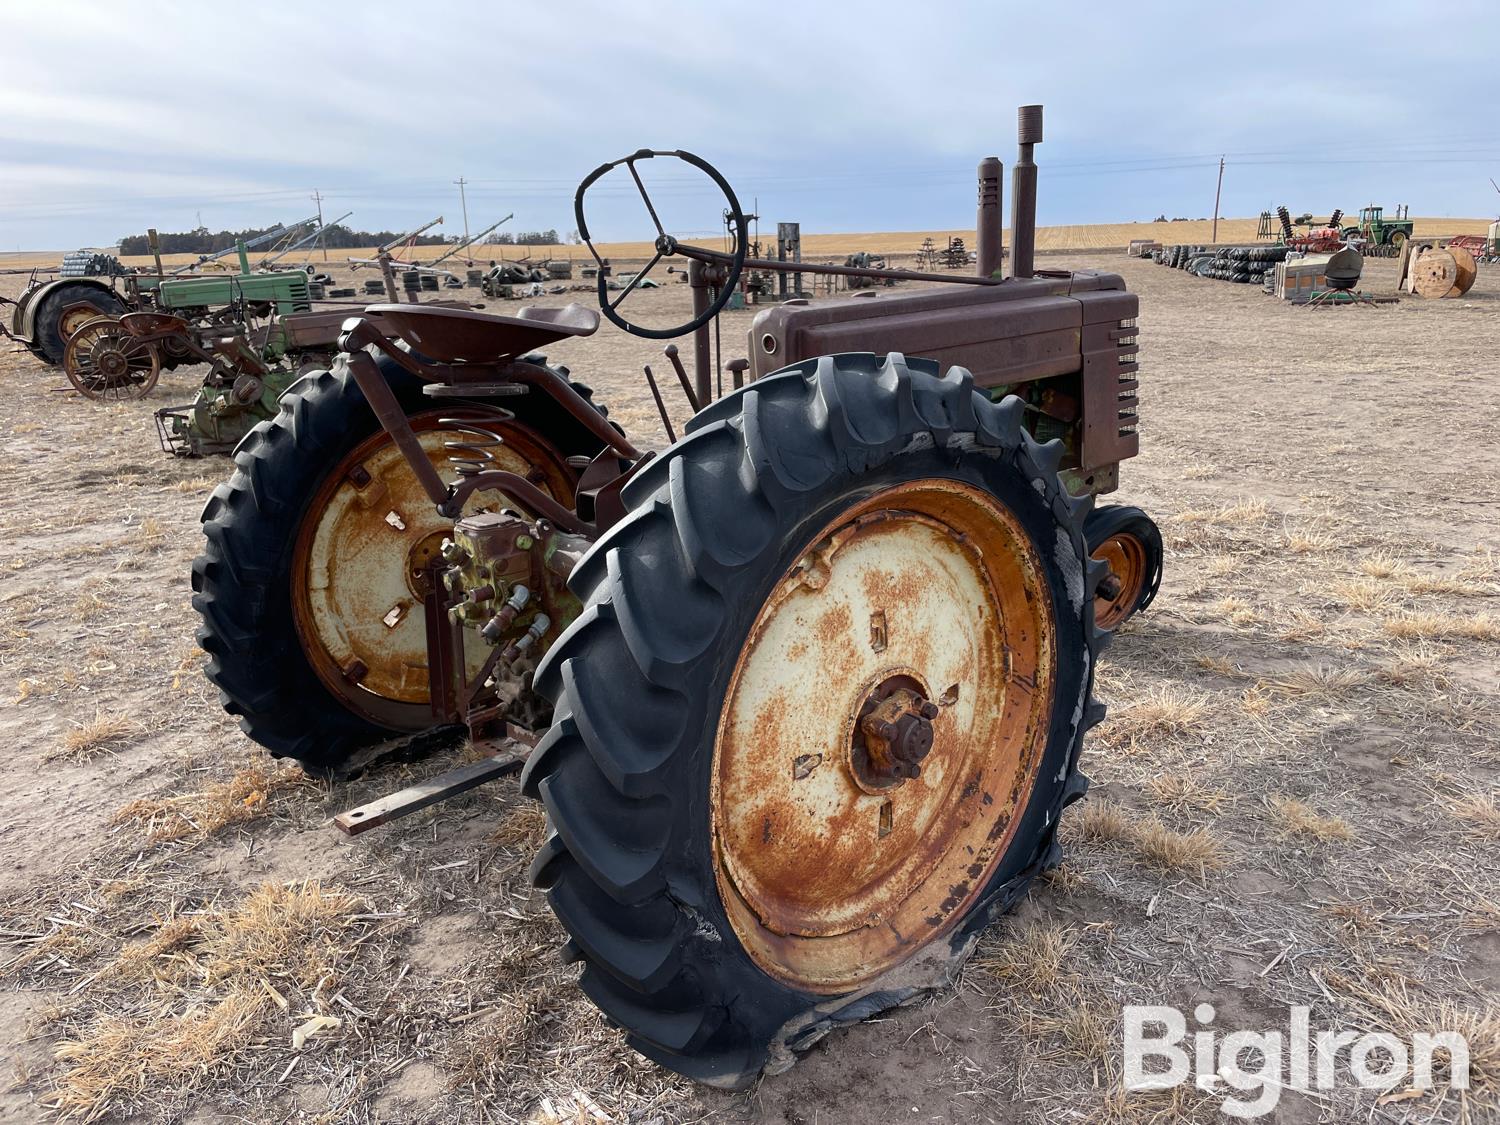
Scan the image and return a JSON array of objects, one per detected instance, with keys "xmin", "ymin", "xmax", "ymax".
[{"xmin": 574, "ymin": 149, "xmax": 747, "ymax": 339}]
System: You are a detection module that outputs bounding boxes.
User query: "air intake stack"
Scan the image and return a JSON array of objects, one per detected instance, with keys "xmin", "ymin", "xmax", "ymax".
[
  {"xmin": 1010, "ymin": 104, "xmax": 1043, "ymax": 279},
  {"xmin": 976, "ymin": 156, "xmax": 1004, "ymax": 279}
]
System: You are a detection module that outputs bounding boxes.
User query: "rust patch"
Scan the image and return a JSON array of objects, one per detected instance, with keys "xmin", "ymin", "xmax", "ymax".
[{"xmin": 710, "ymin": 478, "xmax": 1057, "ymax": 993}]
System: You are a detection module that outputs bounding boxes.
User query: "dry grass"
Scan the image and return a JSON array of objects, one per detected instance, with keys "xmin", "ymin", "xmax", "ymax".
[
  {"xmin": 445, "ymin": 988, "xmax": 551, "ymax": 1092},
  {"xmin": 1265, "ymin": 794, "xmax": 1355, "ymax": 842},
  {"xmin": 1146, "ymin": 774, "xmax": 1231, "ymax": 814},
  {"xmin": 1258, "ymin": 663, "xmax": 1369, "ymax": 701},
  {"xmin": 42, "ymin": 881, "xmax": 365, "ymax": 1121},
  {"xmin": 112, "ymin": 762, "xmax": 321, "ymax": 842},
  {"xmin": 203, "ymin": 881, "xmax": 360, "ymax": 988},
  {"xmin": 1359, "ymin": 551, "xmax": 1413, "ymax": 579},
  {"xmin": 973, "ymin": 919, "xmax": 1079, "ymax": 997},
  {"xmin": 105, "ymin": 917, "xmax": 202, "ymax": 985},
  {"xmin": 1326, "ymin": 973, "xmax": 1500, "ymax": 1102},
  {"xmin": 47, "ymin": 989, "xmax": 269, "ymax": 1120},
  {"xmin": 1375, "ymin": 645, "xmax": 1448, "ymax": 688},
  {"xmin": 1094, "ymin": 685, "xmax": 1211, "ymax": 751},
  {"xmin": 1065, "ymin": 800, "xmax": 1136, "ymax": 845},
  {"xmin": 1382, "ymin": 612, "xmax": 1500, "ymax": 642},
  {"xmin": 1175, "ymin": 498, "xmax": 1270, "ymax": 526},
  {"xmin": 1286, "ymin": 527, "xmax": 1339, "ymax": 554},
  {"xmin": 1447, "ymin": 791, "xmax": 1500, "ymax": 840},
  {"xmin": 487, "ymin": 801, "xmax": 549, "ymax": 850},
  {"xmin": 1022, "ymin": 992, "xmax": 1116, "ymax": 1069},
  {"xmin": 1274, "ymin": 607, "xmax": 1327, "ymax": 642},
  {"xmin": 1210, "ymin": 596, "xmax": 1260, "ymax": 628},
  {"xmin": 1131, "ymin": 816, "xmax": 1227, "ymax": 877},
  {"xmin": 1194, "ymin": 653, "xmax": 1237, "ymax": 676},
  {"xmin": 70, "ymin": 588, "xmax": 111, "ymax": 623},
  {"xmin": 56, "ymin": 713, "xmax": 136, "ymax": 761},
  {"xmin": 1328, "ymin": 578, "xmax": 1397, "ymax": 612},
  {"xmin": 1065, "ymin": 801, "xmax": 1227, "ymax": 878}
]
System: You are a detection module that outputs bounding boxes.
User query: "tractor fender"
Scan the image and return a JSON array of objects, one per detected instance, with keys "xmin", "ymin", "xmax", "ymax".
[{"xmin": 11, "ymin": 277, "xmax": 119, "ymax": 343}]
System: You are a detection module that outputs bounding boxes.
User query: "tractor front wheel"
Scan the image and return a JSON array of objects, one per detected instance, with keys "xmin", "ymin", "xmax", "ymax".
[
  {"xmin": 521, "ymin": 353, "xmax": 1107, "ymax": 1087},
  {"xmin": 1085, "ymin": 505, "xmax": 1163, "ymax": 632}
]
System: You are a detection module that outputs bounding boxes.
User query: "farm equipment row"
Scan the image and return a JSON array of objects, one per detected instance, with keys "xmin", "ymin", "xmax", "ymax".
[{"xmin": 191, "ymin": 106, "xmax": 1164, "ymax": 1089}]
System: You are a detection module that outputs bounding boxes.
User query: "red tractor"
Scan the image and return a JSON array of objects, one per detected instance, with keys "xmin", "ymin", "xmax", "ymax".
[{"xmin": 193, "ymin": 105, "xmax": 1162, "ymax": 1086}]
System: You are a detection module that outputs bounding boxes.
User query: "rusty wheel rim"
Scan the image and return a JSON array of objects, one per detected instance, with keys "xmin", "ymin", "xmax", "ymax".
[
  {"xmin": 58, "ymin": 303, "xmax": 105, "ymax": 342},
  {"xmin": 63, "ymin": 318, "xmax": 161, "ymax": 401},
  {"xmin": 711, "ymin": 478, "xmax": 1056, "ymax": 992},
  {"xmin": 1091, "ymin": 532, "xmax": 1148, "ymax": 631},
  {"xmin": 290, "ymin": 411, "xmax": 575, "ymax": 731}
]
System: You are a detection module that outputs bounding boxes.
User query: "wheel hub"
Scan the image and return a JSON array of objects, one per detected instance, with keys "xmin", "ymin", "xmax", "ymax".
[
  {"xmin": 849, "ymin": 673, "xmax": 940, "ymax": 792},
  {"xmin": 95, "ymin": 344, "xmax": 129, "ymax": 379},
  {"xmin": 290, "ymin": 412, "xmax": 576, "ymax": 729}
]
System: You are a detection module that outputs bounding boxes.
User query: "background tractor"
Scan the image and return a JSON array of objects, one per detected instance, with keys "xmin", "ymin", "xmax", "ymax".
[
  {"xmin": 192, "ymin": 105, "xmax": 1162, "ymax": 1088},
  {"xmin": 1343, "ymin": 203, "xmax": 1413, "ymax": 254}
]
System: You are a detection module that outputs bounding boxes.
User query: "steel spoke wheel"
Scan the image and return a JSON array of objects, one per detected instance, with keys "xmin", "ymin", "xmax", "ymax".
[{"xmin": 63, "ymin": 316, "xmax": 161, "ymax": 401}]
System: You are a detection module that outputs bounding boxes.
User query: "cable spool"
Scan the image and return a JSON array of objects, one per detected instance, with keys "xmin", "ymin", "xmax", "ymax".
[{"xmin": 440, "ymin": 414, "xmax": 514, "ymax": 477}]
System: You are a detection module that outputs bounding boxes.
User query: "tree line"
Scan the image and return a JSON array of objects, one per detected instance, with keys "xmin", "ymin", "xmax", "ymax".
[
  {"xmin": 118, "ymin": 224, "xmax": 449, "ymax": 256},
  {"xmin": 116, "ymin": 224, "xmax": 572, "ymax": 256}
]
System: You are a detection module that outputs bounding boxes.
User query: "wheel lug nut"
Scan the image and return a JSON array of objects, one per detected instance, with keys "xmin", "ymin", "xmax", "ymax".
[{"xmin": 918, "ymin": 700, "xmax": 940, "ymax": 720}]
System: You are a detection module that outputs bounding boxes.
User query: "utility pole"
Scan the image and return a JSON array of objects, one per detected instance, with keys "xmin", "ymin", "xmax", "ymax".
[
  {"xmin": 1211, "ymin": 156, "xmax": 1225, "ymax": 244},
  {"xmin": 454, "ymin": 176, "xmax": 471, "ymax": 250},
  {"xmin": 311, "ymin": 189, "xmax": 327, "ymax": 262}
]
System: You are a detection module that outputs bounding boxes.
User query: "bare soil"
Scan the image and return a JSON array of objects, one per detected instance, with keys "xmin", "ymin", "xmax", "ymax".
[{"xmin": 1, "ymin": 254, "xmax": 1497, "ymax": 1124}]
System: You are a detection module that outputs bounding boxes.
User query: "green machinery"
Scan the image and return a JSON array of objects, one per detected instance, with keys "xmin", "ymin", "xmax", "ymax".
[
  {"xmin": 4, "ymin": 219, "xmax": 320, "ymax": 364},
  {"xmin": 1343, "ymin": 204, "xmax": 1413, "ymax": 250}
]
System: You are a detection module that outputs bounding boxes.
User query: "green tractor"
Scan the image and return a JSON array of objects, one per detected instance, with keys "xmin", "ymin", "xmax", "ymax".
[{"xmin": 1343, "ymin": 204, "xmax": 1413, "ymax": 253}]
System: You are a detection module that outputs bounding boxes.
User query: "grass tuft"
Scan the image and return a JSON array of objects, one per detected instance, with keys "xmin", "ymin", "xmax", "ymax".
[
  {"xmin": 113, "ymin": 762, "xmax": 321, "ymax": 842},
  {"xmin": 1448, "ymin": 791, "xmax": 1500, "ymax": 840},
  {"xmin": 973, "ymin": 919, "xmax": 1079, "ymax": 997},
  {"xmin": 1131, "ymin": 816, "xmax": 1227, "ymax": 877},
  {"xmin": 1382, "ymin": 612, "xmax": 1500, "ymax": 642},
  {"xmin": 1266, "ymin": 795, "xmax": 1354, "ymax": 842},
  {"xmin": 1096, "ymin": 686, "xmax": 1211, "ymax": 751},
  {"xmin": 58, "ymin": 713, "xmax": 137, "ymax": 760}
]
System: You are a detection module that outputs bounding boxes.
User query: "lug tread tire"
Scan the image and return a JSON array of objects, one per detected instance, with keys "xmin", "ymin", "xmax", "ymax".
[
  {"xmin": 1085, "ymin": 504, "xmax": 1165, "ymax": 625},
  {"xmin": 191, "ymin": 356, "xmax": 606, "ymax": 774},
  {"xmin": 520, "ymin": 352, "xmax": 1109, "ymax": 1088}
]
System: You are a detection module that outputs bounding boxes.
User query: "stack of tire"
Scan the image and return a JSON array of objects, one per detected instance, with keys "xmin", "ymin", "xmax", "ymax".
[{"xmin": 1152, "ymin": 244, "xmax": 1289, "ymax": 284}]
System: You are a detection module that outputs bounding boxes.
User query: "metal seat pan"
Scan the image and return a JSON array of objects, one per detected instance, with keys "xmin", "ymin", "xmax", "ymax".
[
  {"xmin": 363, "ymin": 302, "xmax": 599, "ymax": 364},
  {"xmin": 120, "ymin": 311, "xmax": 191, "ymax": 338}
]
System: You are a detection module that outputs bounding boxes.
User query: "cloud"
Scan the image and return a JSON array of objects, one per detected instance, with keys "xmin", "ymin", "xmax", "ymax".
[{"xmin": 2, "ymin": 0, "xmax": 1497, "ymax": 249}]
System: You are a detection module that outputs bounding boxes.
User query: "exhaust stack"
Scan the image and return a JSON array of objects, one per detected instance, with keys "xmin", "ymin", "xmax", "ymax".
[
  {"xmin": 1010, "ymin": 104, "xmax": 1043, "ymax": 279},
  {"xmin": 976, "ymin": 156, "xmax": 1003, "ymax": 279}
]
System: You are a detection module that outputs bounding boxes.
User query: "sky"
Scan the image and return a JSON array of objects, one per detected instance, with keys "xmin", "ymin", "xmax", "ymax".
[{"xmin": 2, "ymin": 0, "xmax": 1498, "ymax": 252}]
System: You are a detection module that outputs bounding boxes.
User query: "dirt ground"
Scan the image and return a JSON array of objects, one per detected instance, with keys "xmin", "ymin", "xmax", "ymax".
[{"xmin": 0, "ymin": 252, "xmax": 1497, "ymax": 1124}]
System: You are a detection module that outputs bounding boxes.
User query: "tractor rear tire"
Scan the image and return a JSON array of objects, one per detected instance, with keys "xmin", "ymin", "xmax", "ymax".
[
  {"xmin": 1085, "ymin": 505, "xmax": 1163, "ymax": 632},
  {"xmin": 33, "ymin": 283, "xmax": 126, "ymax": 364},
  {"xmin": 192, "ymin": 354, "xmax": 606, "ymax": 774},
  {"xmin": 521, "ymin": 353, "xmax": 1108, "ymax": 1088}
]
